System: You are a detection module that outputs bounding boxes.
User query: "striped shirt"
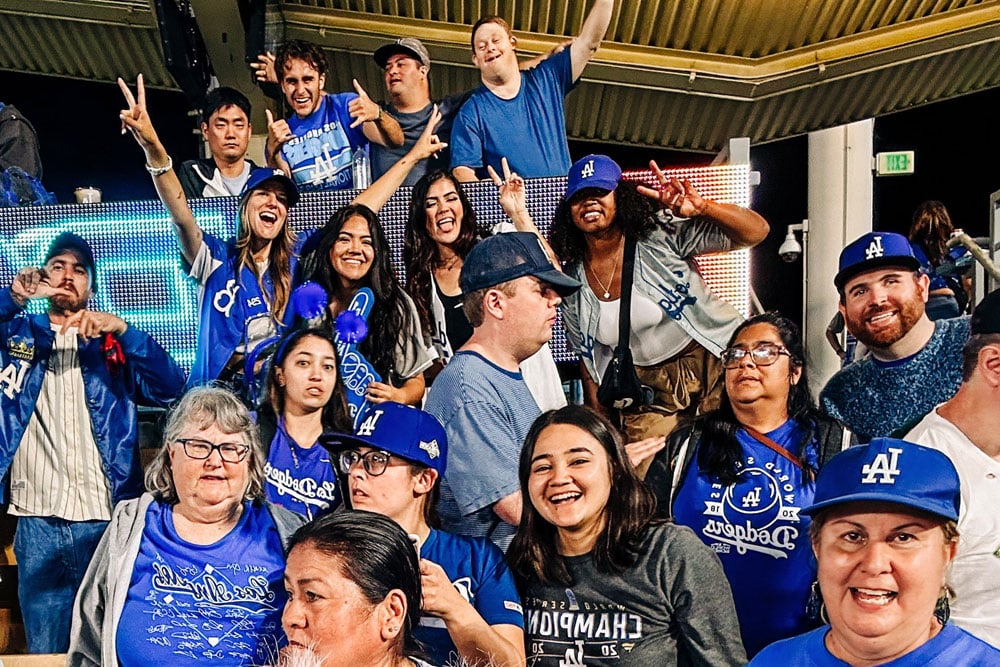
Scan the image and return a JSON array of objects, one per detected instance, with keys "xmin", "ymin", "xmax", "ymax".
[{"xmin": 9, "ymin": 325, "xmax": 112, "ymax": 521}]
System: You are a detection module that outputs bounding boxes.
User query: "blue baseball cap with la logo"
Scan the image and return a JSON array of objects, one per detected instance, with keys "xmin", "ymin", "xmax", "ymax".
[
  {"xmin": 565, "ymin": 154, "xmax": 622, "ymax": 200},
  {"xmin": 803, "ymin": 437, "xmax": 960, "ymax": 521},
  {"xmin": 834, "ymin": 231, "xmax": 920, "ymax": 291},
  {"xmin": 320, "ymin": 401, "xmax": 448, "ymax": 476}
]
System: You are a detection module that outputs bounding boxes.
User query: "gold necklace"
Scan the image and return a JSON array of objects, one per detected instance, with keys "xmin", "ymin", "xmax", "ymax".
[{"xmin": 586, "ymin": 239, "xmax": 623, "ymax": 299}]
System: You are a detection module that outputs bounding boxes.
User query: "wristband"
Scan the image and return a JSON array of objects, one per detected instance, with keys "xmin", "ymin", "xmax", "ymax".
[{"xmin": 145, "ymin": 156, "xmax": 173, "ymax": 176}]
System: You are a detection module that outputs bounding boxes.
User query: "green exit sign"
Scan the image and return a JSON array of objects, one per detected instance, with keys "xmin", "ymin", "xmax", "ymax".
[{"xmin": 875, "ymin": 151, "xmax": 915, "ymax": 176}]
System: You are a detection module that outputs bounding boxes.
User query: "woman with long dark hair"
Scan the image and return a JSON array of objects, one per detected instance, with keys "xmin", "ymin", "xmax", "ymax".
[
  {"xmin": 403, "ymin": 160, "xmax": 566, "ymax": 409},
  {"xmin": 549, "ymin": 154, "xmax": 769, "ymax": 471},
  {"xmin": 298, "ymin": 110, "xmax": 447, "ymax": 406},
  {"xmin": 257, "ymin": 327, "xmax": 352, "ymax": 519},
  {"xmin": 645, "ymin": 312, "xmax": 854, "ymax": 658},
  {"xmin": 908, "ymin": 200, "xmax": 970, "ymax": 319},
  {"xmin": 508, "ymin": 404, "xmax": 746, "ymax": 666}
]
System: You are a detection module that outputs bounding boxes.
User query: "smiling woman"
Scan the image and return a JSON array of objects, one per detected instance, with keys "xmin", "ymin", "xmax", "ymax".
[
  {"xmin": 749, "ymin": 438, "xmax": 1000, "ymax": 665},
  {"xmin": 118, "ymin": 74, "xmax": 301, "ymax": 390},
  {"xmin": 508, "ymin": 405, "xmax": 747, "ymax": 666},
  {"xmin": 67, "ymin": 386, "xmax": 307, "ymax": 667}
]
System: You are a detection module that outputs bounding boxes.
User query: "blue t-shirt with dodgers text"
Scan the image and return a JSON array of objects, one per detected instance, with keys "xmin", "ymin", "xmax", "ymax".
[
  {"xmin": 282, "ymin": 92, "xmax": 367, "ymax": 192},
  {"xmin": 116, "ymin": 501, "xmax": 288, "ymax": 666},
  {"xmin": 673, "ymin": 419, "xmax": 819, "ymax": 657},
  {"xmin": 264, "ymin": 418, "xmax": 340, "ymax": 520}
]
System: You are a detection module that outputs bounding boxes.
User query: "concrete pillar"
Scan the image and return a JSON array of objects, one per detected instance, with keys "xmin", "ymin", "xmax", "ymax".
[{"xmin": 805, "ymin": 119, "xmax": 874, "ymax": 396}]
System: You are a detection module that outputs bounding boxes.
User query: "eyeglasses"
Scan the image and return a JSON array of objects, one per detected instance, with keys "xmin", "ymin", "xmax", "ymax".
[
  {"xmin": 175, "ymin": 438, "xmax": 250, "ymax": 463},
  {"xmin": 721, "ymin": 343, "xmax": 791, "ymax": 369},
  {"xmin": 338, "ymin": 449, "xmax": 394, "ymax": 476}
]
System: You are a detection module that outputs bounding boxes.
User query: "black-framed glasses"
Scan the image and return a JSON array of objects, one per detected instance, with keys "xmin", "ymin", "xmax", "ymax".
[
  {"xmin": 721, "ymin": 343, "xmax": 791, "ymax": 369},
  {"xmin": 338, "ymin": 449, "xmax": 393, "ymax": 476},
  {"xmin": 175, "ymin": 438, "xmax": 250, "ymax": 463}
]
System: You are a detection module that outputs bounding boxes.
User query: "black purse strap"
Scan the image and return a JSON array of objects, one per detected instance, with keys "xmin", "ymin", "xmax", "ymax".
[{"xmin": 614, "ymin": 238, "xmax": 638, "ymax": 354}]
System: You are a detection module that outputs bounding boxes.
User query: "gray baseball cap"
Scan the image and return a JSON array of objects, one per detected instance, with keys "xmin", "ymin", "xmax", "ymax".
[{"xmin": 374, "ymin": 38, "xmax": 431, "ymax": 69}]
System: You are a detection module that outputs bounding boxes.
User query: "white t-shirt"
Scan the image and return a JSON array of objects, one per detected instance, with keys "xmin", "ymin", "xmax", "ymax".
[{"xmin": 906, "ymin": 407, "xmax": 1000, "ymax": 648}]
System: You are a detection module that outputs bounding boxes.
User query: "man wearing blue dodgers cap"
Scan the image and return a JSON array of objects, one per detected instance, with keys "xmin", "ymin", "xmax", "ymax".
[
  {"xmin": 425, "ymin": 232, "xmax": 581, "ymax": 550},
  {"xmin": 323, "ymin": 402, "xmax": 526, "ymax": 667},
  {"xmin": 750, "ymin": 437, "xmax": 1000, "ymax": 665},
  {"xmin": 820, "ymin": 231, "xmax": 970, "ymax": 441},
  {"xmin": 905, "ymin": 287, "xmax": 1000, "ymax": 647},
  {"xmin": 119, "ymin": 72, "xmax": 303, "ymax": 388}
]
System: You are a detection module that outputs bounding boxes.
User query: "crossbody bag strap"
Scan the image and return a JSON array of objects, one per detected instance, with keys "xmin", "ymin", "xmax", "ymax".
[
  {"xmin": 742, "ymin": 425, "xmax": 814, "ymax": 481},
  {"xmin": 615, "ymin": 238, "xmax": 638, "ymax": 354}
]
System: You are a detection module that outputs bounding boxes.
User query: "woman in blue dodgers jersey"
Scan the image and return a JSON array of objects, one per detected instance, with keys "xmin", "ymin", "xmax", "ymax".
[
  {"xmin": 508, "ymin": 404, "xmax": 745, "ymax": 666},
  {"xmin": 68, "ymin": 386, "xmax": 306, "ymax": 667},
  {"xmin": 119, "ymin": 74, "xmax": 301, "ymax": 388},
  {"xmin": 323, "ymin": 401, "xmax": 525, "ymax": 667},
  {"xmin": 258, "ymin": 326, "xmax": 352, "ymax": 518},
  {"xmin": 645, "ymin": 312, "xmax": 855, "ymax": 657}
]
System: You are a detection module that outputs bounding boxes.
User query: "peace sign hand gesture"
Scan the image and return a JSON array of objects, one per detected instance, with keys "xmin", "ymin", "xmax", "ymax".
[{"xmin": 117, "ymin": 74, "xmax": 160, "ymax": 150}]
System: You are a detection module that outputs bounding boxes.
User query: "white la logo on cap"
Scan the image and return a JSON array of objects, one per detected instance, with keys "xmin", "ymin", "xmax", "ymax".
[
  {"xmin": 860, "ymin": 447, "xmax": 903, "ymax": 484},
  {"xmin": 419, "ymin": 439, "xmax": 440, "ymax": 459},
  {"xmin": 580, "ymin": 160, "xmax": 595, "ymax": 179},
  {"xmin": 356, "ymin": 409, "xmax": 384, "ymax": 437},
  {"xmin": 865, "ymin": 236, "xmax": 885, "ymax": 260}
]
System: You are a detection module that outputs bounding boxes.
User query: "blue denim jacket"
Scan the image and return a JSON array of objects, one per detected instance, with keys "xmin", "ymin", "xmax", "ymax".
[{"xmin": 0, "ymin": 288, "xmax": 186, "ymax": 504}]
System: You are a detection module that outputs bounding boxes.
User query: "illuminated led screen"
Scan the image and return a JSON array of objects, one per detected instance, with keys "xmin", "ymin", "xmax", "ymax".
[{"xmin": 0, "ymin": 167, "xmax": 751, "ymax": 370}]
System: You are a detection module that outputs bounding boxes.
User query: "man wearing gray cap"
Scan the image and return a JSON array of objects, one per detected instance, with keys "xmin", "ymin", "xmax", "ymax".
[{"xmin": 370, "ymin": 38, "xmax": 470, "ymax": 186}]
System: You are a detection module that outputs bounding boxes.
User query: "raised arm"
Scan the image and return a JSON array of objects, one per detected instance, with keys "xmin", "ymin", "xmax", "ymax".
[
  {"xmin": 569, "ymin": 0, "xmax": 614, "ymax": 81},
  {"xmin": 488, "ymin": 158, "xmax": 560, "ymax": 266},
  {"xmin": 349, "ymin": 79, "xmax": 404, "ymax": 148},
  {"xmin": 637, "ymin": 160, "xmax": 769, "ymax": 248},
  {"xmin": 118, "ymin": 74, "xmax": 202, "ymax": 265},
  {"xmin": 352, "ymin": 106, "xmax": 446, "ymax": 213}
]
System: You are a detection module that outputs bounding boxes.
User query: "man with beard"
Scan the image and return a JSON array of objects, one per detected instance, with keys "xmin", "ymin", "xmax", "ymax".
[
  {"xmin": 0, "ymin": 232, "xmax": 185, "ymax": 653},
  {"xmin": 820, "ymin": 231, "xmax": 970, "ymax": 441}
]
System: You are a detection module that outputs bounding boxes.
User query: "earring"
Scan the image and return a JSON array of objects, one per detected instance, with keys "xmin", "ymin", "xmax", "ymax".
[
  {"xmin": 805, "ymin": 581, "xmax": 828, "ymax": 623},
  {"xmin": 934, "ymin": 587, "xmax": 951, "ymax": 624}
]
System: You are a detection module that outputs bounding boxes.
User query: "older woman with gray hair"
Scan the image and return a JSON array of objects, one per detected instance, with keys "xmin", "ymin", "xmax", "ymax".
[{"xmin": 68, "ymin": 386, "xmax": 306, "ymax": 667}]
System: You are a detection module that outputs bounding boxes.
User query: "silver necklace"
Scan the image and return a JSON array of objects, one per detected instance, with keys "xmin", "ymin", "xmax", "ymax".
[{"xmin": 587, "ymin": 239, "xmax": 622, "ymax": 299}]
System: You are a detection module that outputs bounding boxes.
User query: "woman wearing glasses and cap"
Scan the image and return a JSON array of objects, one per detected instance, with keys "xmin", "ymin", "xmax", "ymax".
[
  {"xmin": 750, "ymin": 438, "xmax": 1000, "ymax": 665},
  {"xmin": 324, "ymin": 402, "xmax": 525, "ymax": 667},
  {"xmin": 645, "ymin": 312, "xmax": 855, "ymax": 658},
  {"xmin": 549, "ymin": 154, "xmax": 769, "ymax": 473},
  {"xmin": 68, "ymin": 386, "xmax": 306, "ymax": 667}
]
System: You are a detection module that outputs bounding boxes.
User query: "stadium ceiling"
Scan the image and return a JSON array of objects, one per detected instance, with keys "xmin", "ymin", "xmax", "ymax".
[{"xmin": 2, "ymin": 0, "xmax": 999, "ymax": 153}]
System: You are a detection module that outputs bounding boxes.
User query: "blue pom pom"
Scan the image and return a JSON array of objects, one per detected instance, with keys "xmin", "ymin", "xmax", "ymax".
[
  {"xmin": 291, "ymin": 281, "xmax": 328, "ymax": 320},
  {"xmin": 336, "ymin": 310, "xmax": 369, "ymax": 344}
]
